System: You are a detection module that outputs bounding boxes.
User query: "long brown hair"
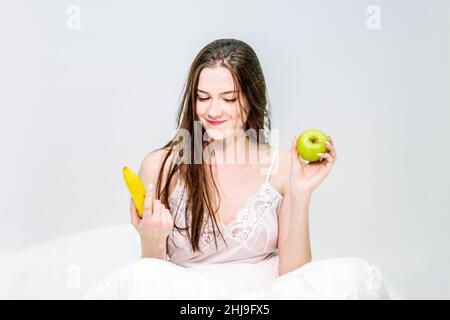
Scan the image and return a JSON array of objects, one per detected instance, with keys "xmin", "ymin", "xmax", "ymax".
[{"xmin": 151, "ymin": 38, "xmax": 273, "ymax": 253}]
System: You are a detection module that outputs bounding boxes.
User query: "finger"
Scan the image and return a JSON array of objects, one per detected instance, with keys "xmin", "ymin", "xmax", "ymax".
[
  {"xmin": 130, "ymin": 199, "xmax": 140, "ymax": 227},
  {"xmin": 162, "ymin": 208, "xmax": 172, "ymax": 223},
  {"xmin": 153, "ymin": 199, "xmax": 162, "ymax": 216},
  {"xmin": 317, "ymin": 152, "xmax": 334, "ymax": 164},
  {"xmin": 325, "ymin": 141, "xmax": 337, "ymax": 160},
  {"xmin": 291, "ymin": 136, "xmax": 306, "ymax": 166},
  {"xmin": 143, "ymin": 183, "xmax": 154, "ymax": 218},
  {"xmin": 327, "ymin": 135, "xmax": 333, "ymax": 145}
]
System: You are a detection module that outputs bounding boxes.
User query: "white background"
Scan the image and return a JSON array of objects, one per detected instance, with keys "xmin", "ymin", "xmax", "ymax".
[{"xmin": 0, "ymin": 0, "xmax": 449, "ymax": 299}]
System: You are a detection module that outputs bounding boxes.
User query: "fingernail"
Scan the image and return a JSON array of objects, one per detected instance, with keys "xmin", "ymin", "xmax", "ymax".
[{"xmin": 148, "ymin": 183, "xmax": 153, "ymax": 190}]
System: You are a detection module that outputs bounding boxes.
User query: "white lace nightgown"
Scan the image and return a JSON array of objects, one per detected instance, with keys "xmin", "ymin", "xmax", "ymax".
[{"xmin": 85, "ymin": 146, "xmax": 391, "ymax": 300}]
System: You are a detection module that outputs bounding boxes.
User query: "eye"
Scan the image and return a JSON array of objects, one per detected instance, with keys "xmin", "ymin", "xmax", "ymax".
[
  {"xmin": 224, "ymin": 98, "xmax": 236, "ymax": 103},
  {"xmin": 197, "ymin": 97, "xmax": 210, "ymax": 101}
]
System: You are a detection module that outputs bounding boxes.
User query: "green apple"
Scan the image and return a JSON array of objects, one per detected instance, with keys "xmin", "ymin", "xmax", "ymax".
[{"xmin": 296, "ymin": 129, "xmax": 329, "ymax": 162}]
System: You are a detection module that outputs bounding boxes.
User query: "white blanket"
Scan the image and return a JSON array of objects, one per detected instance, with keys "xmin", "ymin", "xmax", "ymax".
[{"xmin": 84, "ymin": 255, "xmax": 391, "ymax": 300}]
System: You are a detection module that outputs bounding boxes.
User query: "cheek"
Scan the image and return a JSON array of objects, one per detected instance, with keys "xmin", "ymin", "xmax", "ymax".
[
  {"xmin": 231, "ymin": 106, "xmax": 246, "ymax": 125},
  {"xmin": 231, "ymin": 109, "xmax": 240, "ymax": 122},
  {"xmin": 196, "ymin": 103, "xmax": 207, "ymax": 116}
]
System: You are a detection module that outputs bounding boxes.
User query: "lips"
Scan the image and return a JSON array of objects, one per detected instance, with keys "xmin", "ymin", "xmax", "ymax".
[{"xmin": 207, "ymin": 120, "xmax": 227, "ymax": 126}]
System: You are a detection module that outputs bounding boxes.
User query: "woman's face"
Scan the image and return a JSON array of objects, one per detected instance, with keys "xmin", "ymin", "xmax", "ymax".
[{"xmin": 196, "ymin": 66, "xmax": 247, "ymax": 141}]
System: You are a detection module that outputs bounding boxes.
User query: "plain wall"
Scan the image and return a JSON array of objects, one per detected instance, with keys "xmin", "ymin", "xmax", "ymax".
[{"xmin": 0, "ymin": 0, "xmax": 449, "ymax": 299}]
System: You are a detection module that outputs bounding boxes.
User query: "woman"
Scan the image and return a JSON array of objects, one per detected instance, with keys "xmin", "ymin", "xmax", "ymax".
[{"xmin": 85, "ymin": 39, "xmax": 390, "ymax": 299}]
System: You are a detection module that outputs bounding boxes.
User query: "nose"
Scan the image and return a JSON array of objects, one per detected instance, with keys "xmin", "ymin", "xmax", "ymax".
[{"xmin": 207, "ymin": 98, "xmax": 223, "ymax": 118}]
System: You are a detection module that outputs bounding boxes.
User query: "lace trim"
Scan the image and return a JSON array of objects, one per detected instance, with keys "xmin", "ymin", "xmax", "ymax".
[
  {"xmin": 224, "ymin": 183, "xmax": 281, "ymax": 243},
  {"xmin": 168, "ymin": 181, "xmax": 282, "ymax": 246}
]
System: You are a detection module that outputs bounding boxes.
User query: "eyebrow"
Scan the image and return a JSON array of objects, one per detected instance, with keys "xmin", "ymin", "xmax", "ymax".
[{"xmin": 197, "ymin": 89, "xmax": 237, "ymax": 95}]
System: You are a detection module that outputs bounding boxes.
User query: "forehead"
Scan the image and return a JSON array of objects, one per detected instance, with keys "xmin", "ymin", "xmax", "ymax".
[{"xmin": 197, "ymin": 66, "xmax": 236, "ymax": 93}]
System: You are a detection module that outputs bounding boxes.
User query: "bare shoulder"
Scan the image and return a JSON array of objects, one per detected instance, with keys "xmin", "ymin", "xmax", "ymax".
[
  {"xmin": 138, "ymin": 146, "xmax": 174, "ymax": 192},
  {"xmin": 257, "ymin": 144, "xmax": 291, "ymax": 197}
]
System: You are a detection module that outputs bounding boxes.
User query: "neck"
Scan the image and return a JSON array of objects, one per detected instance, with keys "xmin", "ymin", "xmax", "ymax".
[{"xmin": 209, "ymin": 134, "xmax": 256, "ymax": 165}]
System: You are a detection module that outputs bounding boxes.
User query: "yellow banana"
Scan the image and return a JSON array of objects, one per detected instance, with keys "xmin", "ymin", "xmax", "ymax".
[{"xmin": 122, "ymin": 166, "xmax": 146, "ymax": 218}]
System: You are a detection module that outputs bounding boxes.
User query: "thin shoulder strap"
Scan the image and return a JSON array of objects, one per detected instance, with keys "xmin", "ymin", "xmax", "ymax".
[{"xmin": 265, "ymin": 145, "xmax": 279, "ymax": 183}]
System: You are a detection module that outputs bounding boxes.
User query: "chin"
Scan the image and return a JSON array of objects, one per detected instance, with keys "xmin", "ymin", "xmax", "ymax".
[
  {"xmin": 205, "ymin": 130, "xmax": 226, "ymax": 141},
  {"xmin": 205, "ymin": 128, "xmax": 236, "ymax": 142}
]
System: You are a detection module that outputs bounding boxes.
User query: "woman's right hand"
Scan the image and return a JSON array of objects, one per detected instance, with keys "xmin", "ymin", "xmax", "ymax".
[{"xmin": 130, "ymin": 183, "xmax": 174, "ymax": 244}]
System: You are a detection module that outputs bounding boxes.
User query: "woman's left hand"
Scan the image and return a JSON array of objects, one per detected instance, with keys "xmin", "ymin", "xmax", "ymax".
[{"xmin": 289, "ymin": 134, "xmax": 337, "ymax": 197}]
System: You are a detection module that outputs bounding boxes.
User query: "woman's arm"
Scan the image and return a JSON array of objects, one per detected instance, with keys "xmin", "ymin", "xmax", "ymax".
[
  {"xmin": 135, "ymin": 148, "xmax": 173, "ymax": 260},
  {"xmin": 277, "ymin": 189, "xmax": 312, "ymax": 276},
  {"xmin": 277, "ymin": 134, "xmax": 336, "ymax": 276},
  {"xmin": 140, "ymin": 238, "xmax": 167, "ymax": 259}
]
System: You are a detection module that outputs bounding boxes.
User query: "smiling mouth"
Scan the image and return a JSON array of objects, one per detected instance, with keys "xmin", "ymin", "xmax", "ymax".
[{"xmin": 207, "ymin": 120, "xmax": 227, "ymax": 126}]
